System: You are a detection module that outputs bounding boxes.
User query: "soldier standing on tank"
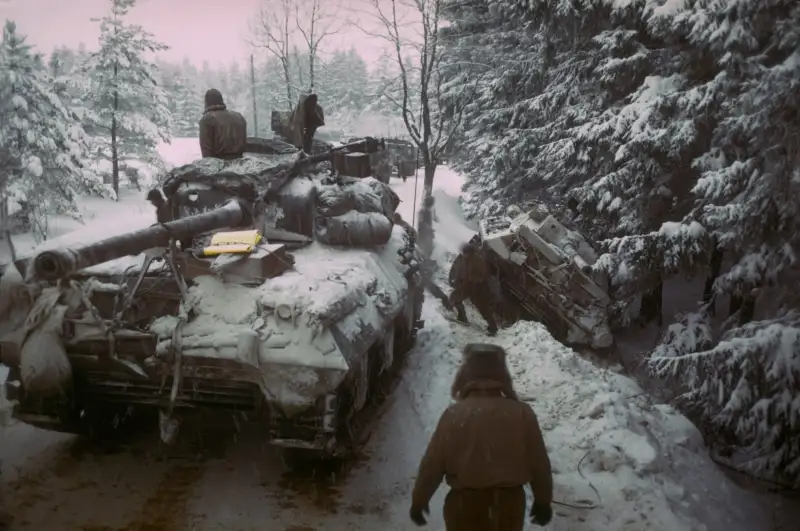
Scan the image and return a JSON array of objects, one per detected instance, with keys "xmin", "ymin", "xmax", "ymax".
[
  {"xmin": 449, "ymin": 240, "xmax": 499, "ymax": 336},
  {"xmin": 288, "ymin": 93, "xmax": 325, "ymax": 154},
  {"xmin": 198, "ymin": 89, "xmax": 247, "ymax": 160},
  {"xmin": 409, "ymin": 343, "xmax": 554, "ymax": 530}
]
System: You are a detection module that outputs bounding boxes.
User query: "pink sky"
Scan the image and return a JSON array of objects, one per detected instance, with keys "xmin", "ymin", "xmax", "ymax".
[{"xmin": 0, "ymin": 0, "xmax": 391, "ymax": 68}]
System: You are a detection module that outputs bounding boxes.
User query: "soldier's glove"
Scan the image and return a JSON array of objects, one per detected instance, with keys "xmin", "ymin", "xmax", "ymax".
[
  {"xmin": 530, "ymin": 502, "xmax": 552, "ymax": 526},
  {"xmin": 409, "ymin": 503, "xmax": 429, "ymax": 526}
]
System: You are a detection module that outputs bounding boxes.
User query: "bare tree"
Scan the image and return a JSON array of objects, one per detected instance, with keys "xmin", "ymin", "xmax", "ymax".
[
  {"xmin": 358, "ymin": 0, "xmax": 474, "ymax": 193},
  {"xmin": 249, "ymin": 0, "xmax": 345, "ymax": 107},
  {"xmin": 358, "ymin": 0, "xmax": 479, "ymax": 256},
  {"xmin": 294, "ymin": 0, "xmax": 344, "ymax": 92},
  {"xmin": 249, "ymin": 0, "xmax": 295, "ymax": 107}
]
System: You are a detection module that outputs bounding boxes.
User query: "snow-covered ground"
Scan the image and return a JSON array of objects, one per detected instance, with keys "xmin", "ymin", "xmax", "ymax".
[{"xmin": 0, "ymin": 143, "xmax": 790, "ymax": 530}]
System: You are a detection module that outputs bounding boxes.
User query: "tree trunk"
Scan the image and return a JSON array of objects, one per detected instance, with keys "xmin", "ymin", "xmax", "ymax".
[
  {"xmin": 639, "ymin": 281, "xmax": 663, "ymax": 327},
  {"xmin": 0, "ymin": 196, "xmax": 15, "ymax": 262},
  {"xmin": 423, "ymin": 161, "xmax": 437, "ymax": 197},
  {"xmin": 111, "ymin": 113, "xmax": 120, "ymax": 200},
  {"xmin": 729, "ymin": 293, "xmax": 755, "ymax": 325},
  {"xmin": 740, "ymin": 297, "xmax": 755, "ymax": 325},
  {"xmin": 282, "ymin": 59, "xmax": 293, "ymax": 107},
  {"xmin": 703, "ymin": 239, "xmax": 723, "ymax": 316},
  {"xmin": 111, "ymin": 61, "xmax": 120, "ymax": 200},
  {"xmin": 309, "ymin": 53, "xmax": 315, "ymax": 92}
]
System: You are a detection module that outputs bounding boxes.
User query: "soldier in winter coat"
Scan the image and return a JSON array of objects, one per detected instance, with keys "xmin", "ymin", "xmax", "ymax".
[
  {"xmin": 198, "ymin": 89, "xmax": 247, "ymax": 160},
  {"xmin": 410, "ymin": 343, "xmax": 554, "ymax": 530},
  {"xmin": 289, "ymin": 93, "xmax": 325, "ymax": 153},
  {"xmin": 449, "ymin": 240, "xmax": 499, "ymax": 335}
]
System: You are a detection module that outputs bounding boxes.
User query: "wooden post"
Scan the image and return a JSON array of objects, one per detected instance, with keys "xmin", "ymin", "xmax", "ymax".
[{"xmin": 250, "ymin": 54, "xmax": 259, "ymax": 136}]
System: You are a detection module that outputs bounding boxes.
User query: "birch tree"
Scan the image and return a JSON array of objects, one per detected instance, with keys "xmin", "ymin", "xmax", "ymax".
[{"xmin": 249, "ymin": 0, "xmax": 344, "ymax": 108}]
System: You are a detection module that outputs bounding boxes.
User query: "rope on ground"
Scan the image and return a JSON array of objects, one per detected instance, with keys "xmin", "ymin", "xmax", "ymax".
[
  {"xmin": 573, "ymin": 449, "xmax": 602, "ymax": 509},
  {"xmin": 552, "ymin": 499, "xmax": 598, "ymax": 510}
]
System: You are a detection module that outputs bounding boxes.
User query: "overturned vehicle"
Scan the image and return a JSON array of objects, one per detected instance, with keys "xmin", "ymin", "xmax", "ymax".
[
  {"xmin": 478, "ymin": 206, "xmax": 613, "ymax": 350},
  {"xmin": 0, "ymin": 138, "xmax": 426, "ymax": 464}
]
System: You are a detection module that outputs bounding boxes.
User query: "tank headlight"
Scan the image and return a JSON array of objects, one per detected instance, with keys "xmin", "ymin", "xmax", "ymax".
[{"xmin": 276, "ymin": 304, "xmax": 293, "ymax": 320}]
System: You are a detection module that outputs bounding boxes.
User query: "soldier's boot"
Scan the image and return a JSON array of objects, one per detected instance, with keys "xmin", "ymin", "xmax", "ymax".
[
  {"xmin": 473, "ymin": 294, "xmax": 499, "ymax": 336},
  {"xmin": 454, "ymin": 304, "xmax": 469, "ymax": 324}
]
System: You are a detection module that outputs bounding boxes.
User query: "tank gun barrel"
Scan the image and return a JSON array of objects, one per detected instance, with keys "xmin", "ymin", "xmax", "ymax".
[
  {"xmin": 302, "ymin": 137, "xmax": 385, "ymax": 165},
  {"xmin": 31, "ymin": 200, "xmax": 250, "ymax": 282},
  {"xmin": 264, "ymin": 137, "xmax": 386, "ymax": 198}
]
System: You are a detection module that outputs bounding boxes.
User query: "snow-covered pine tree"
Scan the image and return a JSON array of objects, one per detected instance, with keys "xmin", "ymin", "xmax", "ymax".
[
  {"xmin": 158, "ymin": 65, "xmax": 203, "ymax": 138},
  {"xmin": 0, "ymin": 20, "xmax": 104, "ymax": 244},
  {"xmin": 441, "ymin": 0, "xmax": 800, "ymax": 486},
  {"xmin": 315, "ymin": 49, "xmax": 370, "ymax": 130},
  {"xmin": 243, "ymin": 56, "xmax": 288, "ymax": 137},
  {"xmin": 366, "ymin": 53, "xmax": 399, "ymax": 118},
  {"xmin": 647, "ymin": 0, "xmax": 800, "ymax": 487},
  {"xmin": 82, "ymin": 0, "xmax": 172, "ymax": 198}
]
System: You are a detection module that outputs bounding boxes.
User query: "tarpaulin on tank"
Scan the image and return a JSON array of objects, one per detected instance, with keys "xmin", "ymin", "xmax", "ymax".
[{"xmin": 315, "ymin": 177, "xmax": 397, "ymax": 247}]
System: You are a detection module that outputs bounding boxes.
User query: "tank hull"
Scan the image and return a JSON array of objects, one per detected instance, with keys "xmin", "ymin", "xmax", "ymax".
[
  {"xmin": 479, "ymin": 210, "xmax": 613, "ymax": 349},
  {"xmin": 4, "ymin": 225, "xmax": 424, "ymax": 457}
]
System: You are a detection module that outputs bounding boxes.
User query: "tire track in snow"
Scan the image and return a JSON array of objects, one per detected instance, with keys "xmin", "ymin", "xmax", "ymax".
[{"xmin": 119, "ymin": 459, "xmax": 207, "ymax": 531}]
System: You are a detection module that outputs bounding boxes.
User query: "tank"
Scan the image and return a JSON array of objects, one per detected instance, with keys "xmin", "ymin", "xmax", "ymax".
[
  {"xmin": 346, "ymin": 136, "xmax": 392, "ymax": 184},
  {"xmin": 385, "ymin": 138, "xmax": 419, "ymax": 180},
  {"xmin": 0, "ymin": 137, "xmax": 426, "ymax": 464},
  {"xmin": 478, "ymin": 205, "xmax": 613, "ymax": 350},
  {"xmin": 348, "ymin": 137, "xmax": 418, "ymax": 183}
]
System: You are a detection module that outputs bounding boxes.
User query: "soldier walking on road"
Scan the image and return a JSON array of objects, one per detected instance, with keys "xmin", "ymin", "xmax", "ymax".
[
  {"xmin": 449, "ymin": 240, "xmax": 499, "ymax": 336},
  {"xmin": 409, "ymin": 343, "xmax": 554, "ymax": 530}
]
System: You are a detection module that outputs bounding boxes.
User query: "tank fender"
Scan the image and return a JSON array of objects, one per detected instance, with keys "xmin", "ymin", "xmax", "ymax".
[
  {"xmin": 352, "ymin": 354, "xmax": 370, "ymax": 410},
  {"xmin": 380, "ymin": 325, "xmax": 395, "ymax": 373}
]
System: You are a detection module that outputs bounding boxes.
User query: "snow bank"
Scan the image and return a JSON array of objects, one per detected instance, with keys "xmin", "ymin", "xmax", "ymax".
[
  {"xmin": 393, "ymin": 166, "xmax": 477, "ymax": 259},
  {"xmin": 407, "ymin": 311, "xmax": 771, "ymax": 530},
  {"xmin": 497, "ymin": 321, "xmax": 770, "ymax": 530},
  {"xmin": 157, "ymin": 137, "xmax": 202, "ymax": 169}
]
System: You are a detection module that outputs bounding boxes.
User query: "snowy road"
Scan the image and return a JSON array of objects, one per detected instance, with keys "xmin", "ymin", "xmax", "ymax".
[{"xmin": 0, "ymin": 161, "xmax": 782, "ymax": 531}]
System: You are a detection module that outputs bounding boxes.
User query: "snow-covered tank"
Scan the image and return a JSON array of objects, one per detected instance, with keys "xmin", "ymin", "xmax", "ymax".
[
  {"xmin": 0, "ymin": 138, "xmax": 425, "ymax": 464},
  {"xmin": 479, "ymin": 205, "xmax": 613, "ymax": 349}
]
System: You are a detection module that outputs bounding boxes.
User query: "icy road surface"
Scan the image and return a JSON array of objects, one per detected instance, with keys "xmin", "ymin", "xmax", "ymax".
[{"xmin": 0, "ymin": 154, "xmax": 782, "ymax": 530}]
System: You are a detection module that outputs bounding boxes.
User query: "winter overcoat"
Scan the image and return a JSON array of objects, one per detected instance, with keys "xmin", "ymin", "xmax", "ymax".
[
  {"xmin": 411, "ymin": 379, "xmax": 553, "ymax": 512},
  {"xmin": 199, "ymin": 104, "xmax": 247, "ymax": 160}
]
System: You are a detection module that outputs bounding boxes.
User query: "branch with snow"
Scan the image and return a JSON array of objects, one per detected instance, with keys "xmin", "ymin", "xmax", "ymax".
[{"xmin": 649, "ymin": 312, "xmax": 800, "ymax": 487}]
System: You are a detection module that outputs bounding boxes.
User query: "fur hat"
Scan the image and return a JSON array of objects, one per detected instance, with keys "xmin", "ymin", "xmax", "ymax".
[{"xmin": 450, "ymin": 343, "xmax": 518, "ymax": 401}]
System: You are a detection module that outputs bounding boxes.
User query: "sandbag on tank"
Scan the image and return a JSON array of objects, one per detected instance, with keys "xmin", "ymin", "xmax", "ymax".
[
  {"xmin": 316, "ymin": 211, "xmax": 394, "ymax": 247},
  {"xmin": 348, "ymin": 178, "xmax": 387, "ymax": 215},
  {"xmin": 19, "ymin": 302, "xmax": 72, "ymax": 398},
  {"xmin": 349, "ymin": 177, "xmax": 399, "ymax": 217},
  {"xmin": 316, "ymin": 184, "xmax": 356, "ymax": 217}
]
